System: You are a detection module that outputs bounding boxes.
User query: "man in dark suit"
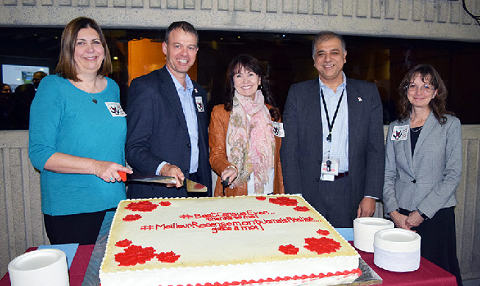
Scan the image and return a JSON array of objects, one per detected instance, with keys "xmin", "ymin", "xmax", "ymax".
[
  {"xmin": 280, "ymin": 31, "xmax": 384, "ymax": 227},
  {"xmin": 126, "ymin": 21, "xmax": 211, "ymax": 199}
]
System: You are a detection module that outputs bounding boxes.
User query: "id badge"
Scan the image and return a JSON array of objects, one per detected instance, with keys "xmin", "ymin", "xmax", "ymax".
[
  {"xmin": 272, "ymin": 122, "xmax": 285, "ymax": 137},
  {"xmin": 391, "ymin": 125, "xmax": 409, "ymax": 141},
  {"xmin": 320, "ymin": 158, "xmax": 339, "ymax": 181},
  {"xmin": 105, "ymin": 102, "xmax": 126, "ymax": 117},
  {"xmin": 195, "ymin": 96, "xmax": 205, "ymax": 112}
]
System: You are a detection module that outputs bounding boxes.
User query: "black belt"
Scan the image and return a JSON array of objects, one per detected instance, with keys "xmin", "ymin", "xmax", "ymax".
[{"xmin": 336, "ymin": 172, "xmax": 349, "ymax": 179}]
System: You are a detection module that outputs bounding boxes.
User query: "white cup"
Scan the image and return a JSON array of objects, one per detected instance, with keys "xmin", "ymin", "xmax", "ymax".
[{"xmin": 8, "ymin": 249, "xmax": 69, "ymax": 286}]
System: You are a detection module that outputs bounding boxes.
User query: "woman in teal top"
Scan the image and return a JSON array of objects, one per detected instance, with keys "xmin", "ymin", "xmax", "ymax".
[{"xmin": 29, "ymin": 17, "xmax": 132, "ymax": 245}]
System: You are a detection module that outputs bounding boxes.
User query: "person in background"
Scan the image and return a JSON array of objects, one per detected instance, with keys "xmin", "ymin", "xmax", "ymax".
[
  {"xmin": 280, "ymin": 31, "xmax": 385, "ymax": 228},
  {"xmin": 126, "ymin": 21, "xmax": 211, "ymax": 199},
  {"xmin": 209, "ymin": 54, "xmax": 284, "ymax": 196},
  {"xmin": 1, "ymin": 83, "xmax": 15, "ymax": 129},
  {"xmin": 29, "ymin": 17, "xmax": 132, "ymax": 245},
  {"xmin": 383, "ymin": 64, "xmax": 463, "ymax": 285},
  {"xmin": 13, "ymin": 71, "xmax": 48, "ymax": 129}
]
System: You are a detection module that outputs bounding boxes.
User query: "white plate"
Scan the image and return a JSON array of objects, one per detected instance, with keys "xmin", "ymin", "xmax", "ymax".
[
  {"xmin": 353, "ymin": 218, "xmax": 394, "ymax": 252},
  {"xmin": 374, "ymin": 228, "xmax": 421, "ymax": 252}
]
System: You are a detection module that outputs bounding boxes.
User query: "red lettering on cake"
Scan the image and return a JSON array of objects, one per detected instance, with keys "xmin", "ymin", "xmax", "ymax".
[
  {"xmin": 269, "ymin": 197, "xmax": 298, "ymax": 206},
  {"xmin": 157, "ymin": 251, "xmax": 181, "ymax": 263},
  {"xmin": 125, "ymin": 201, "xmax": 158, "ymax": 212},
  {"xmin": 293, "ymin": 206, "xmax": 309, "ymax": 212},
  {"xmin": 304, "ymin": 237, "xmax": 341, "ymax": 255},
  {"xmin": 123, "ymin": 214, "xmax": 142, "ymax": 221},
  {"xmin": 316, "ymin": 229, "xmax": 330, "ymax": 236},
  {"xmin": 115, "ymin": 245, "xmax": 156, "ymax": 266},
  {"xmin": 278, "ymin": 244, "xmax": 300, "ymax": 255},
  {"xmin": 115, "ymin": 239, "xmax": 132, "ymax": 247}
]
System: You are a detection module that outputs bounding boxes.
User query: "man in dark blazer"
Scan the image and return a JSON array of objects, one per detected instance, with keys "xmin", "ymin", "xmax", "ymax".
[
  {"xmin": 280, "ymin": 31, "xmax": 384, "ymax": 227},
  {"xmin": 126, "ymin": 21, "xmax": 211, "ymax": 199}
]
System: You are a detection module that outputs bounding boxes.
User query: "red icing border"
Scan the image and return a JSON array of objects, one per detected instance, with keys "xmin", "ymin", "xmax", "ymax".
[{"xmin": 186, "ymin": 268, "xmax": 362, "ymax": 286}]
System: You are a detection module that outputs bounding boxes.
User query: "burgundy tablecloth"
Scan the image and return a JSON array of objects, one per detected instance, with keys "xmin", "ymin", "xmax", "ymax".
[
  {"xmin": 355, "ymin": 247, "xmax": 458, "ymax": 286},
  {"xmin": 0, "ymin": 245, "xmax": 94, "ymax": 286},
  {"xmin": 1, "ymin": 243, "xmax": 457, "ymax": 286}
]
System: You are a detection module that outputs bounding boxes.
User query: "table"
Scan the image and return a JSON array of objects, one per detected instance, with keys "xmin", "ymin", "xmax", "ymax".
[{"xmin": 0, "ymin": 211, "xmax": 458, "ymax": 286}]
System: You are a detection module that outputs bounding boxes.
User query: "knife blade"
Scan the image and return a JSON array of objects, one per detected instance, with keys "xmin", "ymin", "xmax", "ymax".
[{"xmin": 117, "ymin": 171, "xmax": 207, "ymax": 193}]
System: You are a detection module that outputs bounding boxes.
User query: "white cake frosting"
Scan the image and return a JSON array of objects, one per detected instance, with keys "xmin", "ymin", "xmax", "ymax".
[{"xmin": 100, "ymin": 195, "xmax": 361, "ymax": 286}]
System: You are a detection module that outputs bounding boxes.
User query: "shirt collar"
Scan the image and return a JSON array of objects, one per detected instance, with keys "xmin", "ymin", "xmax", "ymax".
[
  {"xmin": 166, "ymin": 67, "xmax": 194, "ymax": 92},
  {"xmin": 318, "ymin": 72, "xmax": 347, "ymax": 93}
]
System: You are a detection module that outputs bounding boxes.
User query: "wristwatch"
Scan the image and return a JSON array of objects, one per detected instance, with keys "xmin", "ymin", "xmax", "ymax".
[{"xmin": 417, "ymin": 210, "xmax": 429, "ymax": 220}]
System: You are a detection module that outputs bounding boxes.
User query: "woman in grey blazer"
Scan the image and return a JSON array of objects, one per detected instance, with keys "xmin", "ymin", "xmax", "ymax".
[{"xmin": 383, "ymin": 64, "xmax": 462, "ymax": 285}]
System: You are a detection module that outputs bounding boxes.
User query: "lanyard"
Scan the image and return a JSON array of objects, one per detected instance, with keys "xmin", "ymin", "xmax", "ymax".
[{"xmin": 320, "ymin": 88, "xmax": 345, "ymax": 142}]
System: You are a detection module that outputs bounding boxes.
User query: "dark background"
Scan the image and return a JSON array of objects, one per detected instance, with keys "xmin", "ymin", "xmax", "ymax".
[{"xmin": 1, "ymin": 27, "xmax": 479, "ymax": 129}]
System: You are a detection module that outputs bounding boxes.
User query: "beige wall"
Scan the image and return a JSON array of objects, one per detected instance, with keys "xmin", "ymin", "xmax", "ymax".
[{"xmin": 0, "ymin": 0, "xmax": 479, "ymax": 42}]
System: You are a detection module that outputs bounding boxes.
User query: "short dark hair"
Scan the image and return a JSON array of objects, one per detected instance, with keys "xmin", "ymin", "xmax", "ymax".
[
  {"xmin": 165, "ymin": 21, "xmax": 198, "ymax": 45},
  {"xmin": 55, "ymin": 17, "xmax": 112, "ymax": 81},
  {"xmin": 397, "ymin": 64, "xmax": 452, "ymax": 125},
  {"xmin": 312, "ymin": 31, "xmax": 346, "ymax": 58}
]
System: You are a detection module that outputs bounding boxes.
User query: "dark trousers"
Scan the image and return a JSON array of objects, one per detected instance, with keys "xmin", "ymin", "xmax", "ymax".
[
  {"xmin": 399, "ymin": 207, "xmax": 463, "ymax": 286},
  {"xmin": 311, "ymin": 175, "xmax": 353, "ymax": 228},
  {"xmin": 44, "ymin": 208, "xmax": 114, "ymax": 245}
]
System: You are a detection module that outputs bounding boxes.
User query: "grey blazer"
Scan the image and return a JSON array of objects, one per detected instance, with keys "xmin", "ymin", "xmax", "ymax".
[{"xmin": 383, "ymin": 113, "xmax": 462, "ymax": 218}]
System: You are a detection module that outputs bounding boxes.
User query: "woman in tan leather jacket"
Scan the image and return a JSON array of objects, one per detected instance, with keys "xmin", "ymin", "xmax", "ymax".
[{"xmin": 209, "ymin": 54, "xmax": 284, "ymax": 197}]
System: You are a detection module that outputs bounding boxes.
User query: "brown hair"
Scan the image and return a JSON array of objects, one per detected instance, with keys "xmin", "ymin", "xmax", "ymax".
[
  {"xmin": 224, "ymin": 54, "xmax": 280, "ymax": 121},
  {"xmin": 55, "ymin": 17, "xmax": 112, "ymax": 81},
  {"xmin": 165, "ymin": 21, "xmax": 198, "ymax": 46},
  {"xmin": 397, "ymin": 64, "xmax": 453, "ymax": 125}
]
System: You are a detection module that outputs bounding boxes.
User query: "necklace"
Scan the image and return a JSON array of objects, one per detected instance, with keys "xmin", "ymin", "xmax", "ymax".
[
  {"xmin": 411, "ymin": 126, "xmax": 423, "ymax": 133},
  {"xmin": 73, "ymin": 79, "xmax": 99, "ymax": 104}
]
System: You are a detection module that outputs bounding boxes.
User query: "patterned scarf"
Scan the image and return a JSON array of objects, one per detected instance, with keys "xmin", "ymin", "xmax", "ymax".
[{"xmin": 226, "ymin": 90, "xmax": 274, "ymax": 194}]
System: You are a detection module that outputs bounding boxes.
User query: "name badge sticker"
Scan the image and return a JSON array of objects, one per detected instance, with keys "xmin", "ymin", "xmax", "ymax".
[
  {"xmin": 195, "ymin": 96, "xmax": 205, "ymax": 112},
  {"xmin": 391, "ymin": 125, "xmax": 409, "ymax": 141},
  {"xmin": 272, "ymin": 122, "xmax": 285, "ymax": 137},
  {"xmin": 105, "ymin": 102, "xmax": 126, "ymax": 117}
]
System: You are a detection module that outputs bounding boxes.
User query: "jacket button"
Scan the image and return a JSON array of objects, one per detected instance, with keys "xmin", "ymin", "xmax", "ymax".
[{"xmin": 187, "ymin": 143, "xmax": 191, "ymax": 147}]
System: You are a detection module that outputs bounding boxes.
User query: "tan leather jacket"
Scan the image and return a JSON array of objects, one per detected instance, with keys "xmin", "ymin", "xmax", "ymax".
[{"xmin": 209, "ymin": 104, "xmax": 285, "ymax": 197}]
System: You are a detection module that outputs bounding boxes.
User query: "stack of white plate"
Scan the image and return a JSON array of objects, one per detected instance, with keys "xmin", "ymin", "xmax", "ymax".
[
  {"xmin": 353, "ymin": 217, "xmax": 394, "ymax": 252},
  {"xmin": 8, "ymin": 249, "xmax": 69, "ymax": 286},
  {"xmin": 374, "ymin": 228, "xmax": 421, "ymax": 272}
]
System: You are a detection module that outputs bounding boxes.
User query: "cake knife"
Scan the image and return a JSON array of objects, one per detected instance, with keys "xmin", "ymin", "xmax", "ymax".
[{"xmin": 117, "ymin": 171, "xmax": 207, "ymax": 193}]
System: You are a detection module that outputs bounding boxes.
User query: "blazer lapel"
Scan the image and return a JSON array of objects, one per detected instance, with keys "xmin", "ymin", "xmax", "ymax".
[
  {"xmin": 305, "ymin": 79, "xmax": 323, "ymax": 146},
  {"xmin": 158, "ymin": 67, "xmax": 188, "ymax": 132},
  {"xmin": 412, "ymin": 112, "xmax": 435, "ymax": 157},
  {"xmin": 404, "ymin": 118, "xmax": 414, "ymax": 174},
  {"xmin": 346, "ymin": 79, "xmax": 362, "ymax": 135}
]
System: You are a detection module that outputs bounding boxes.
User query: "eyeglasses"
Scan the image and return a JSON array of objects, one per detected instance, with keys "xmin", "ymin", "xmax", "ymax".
[{"xmin": 407, "ymin": 83, "xmax": 435, "ymax": 93}]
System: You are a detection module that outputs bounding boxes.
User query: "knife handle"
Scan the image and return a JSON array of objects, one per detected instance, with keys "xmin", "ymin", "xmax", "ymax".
[{"xmin": 117, "ymin": 171, "xmax": 127, "ymax": 182}]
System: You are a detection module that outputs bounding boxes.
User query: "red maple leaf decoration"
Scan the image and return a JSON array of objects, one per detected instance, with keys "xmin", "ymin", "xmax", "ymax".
[
  {"xmin": 125, "ymin": 201, "xmax": 158, "ymax": 212},
  {"xmin": 293, "ymin": 206, "xmax": 309, "ymax": 212},
  {"xmin": 256, "ymin": 196, "xmax": 267, "ymax": 201},
  {"xmin": 316, "ymin": 229, "xmax": 330, "ymax": 236},
  {"xmin": 123, "ymin": 214, "xmax": 142, "ymax": 221},
  {"xmin": 157, "ymin": 251, "xmax": 181, "ymax": 263},
  {"xmin": 115, "ymin": 239, "xmax": 132, "ymax": 247},
  {"xmin": 160, "ymin": 201, "xmax": 171, "ymax": 206},
  {"xmin": 278, "ymin": 244, "xmax": 300, "ymax": 255},
  {"xmin": 115, "ymin": 245, "xmax": 156, "ymax": 266},
  {"xmin": 304, "ymin": 237, "xmax": 341, "ymax": 255},
  {"xmin": 269, "ymin": 197, "xmax": 298, "ymax": 206}
]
